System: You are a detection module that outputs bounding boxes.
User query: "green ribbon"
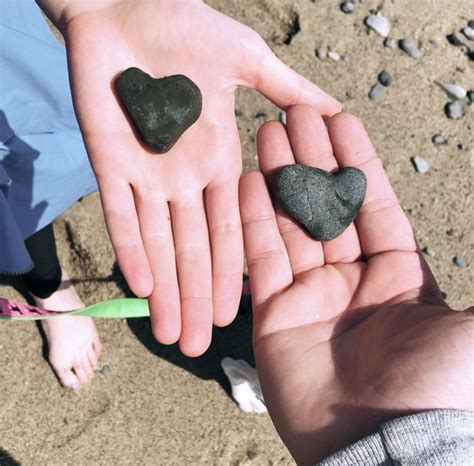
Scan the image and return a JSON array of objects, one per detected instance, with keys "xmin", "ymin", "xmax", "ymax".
[{"xmin": 0, "ymin": 298, "xmax": 150, "ymax": 320}]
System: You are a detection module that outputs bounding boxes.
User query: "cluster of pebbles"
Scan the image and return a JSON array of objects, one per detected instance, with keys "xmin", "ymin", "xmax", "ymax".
[
  {"xmin": 447, "ymin": 19, "xmax": 474, "ymax": 60},
  {"xmin": 329, "ymin": 5, "xmax": 471, "ymax": 271}
]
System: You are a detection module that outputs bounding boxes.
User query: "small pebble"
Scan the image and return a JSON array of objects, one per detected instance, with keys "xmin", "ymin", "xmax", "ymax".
[
  {"xmin": 278, "ymin": 111, "xmax": 287, "ymax": 125},
  {"xmin": 255, "ymin": 111, "xmax": 267, "ymax": 119},
  {"xmin": 341, "ymin": 54, "xmax": 350, "ymax": 62},
  {"xmin": 429, "ymin": 39, "xmax": 438, "ymax": 47},
  {"xmin": 100, "ymin": 364, "xmax": 112, "ymax": 377},
  {"xmin": 467, "ymin": 90, "xmax": 474, "ymax": 103},
  {"xmin": 457, "ymin": 143, "xmax": 466, "ymax": 151},
  {"xmin": 328, "ymin": 51, "xmax": 340, "ymax": 61},
  {"xmin": 453, "ymin": 257, "xmax": 468, "ymax": 268},
  {"xmin": 399, "ymin": 38, "xmax": 422, "ymax": 58},
  {"xmin": 384, "ymin": 37, "xmax": 397, "ymax": 49},
  {"xmin": 462, "ymin": 26, "xmax": 474, "ymax": 41},
  {"xmin": 341, "ymin": 1, "xmax": 355, "ymax": 14},
  {"xmin": 432, "ymin": 134, "xmax": 448, "ymax": 145},
  {"xmin": 315, "ymin": 47, "xmax": 327, "ymax": 59},
  {"xmin": 468, "ymin": 20, "xmax": 474, "ymax": 29},
  {"xmin": 435, "ymin": 81, "xmax": 467, "ymax": 100},
  {"xmin": 441, "ymin": 291, "xmax": 448, "ymax": 299},
  {"xmin": 421, "ymin": 246, "xmax": 434, "ymax": 256},
  {"xmin": 368, "ymin": 82, "xmax": 386, "ymax": 100},
  {"xmin": 365, "ymin": 13, "xmax": 391, "ymax": 38},
  {"xmin": 447, "ymin": 31, "xmax": 468, "ymax": 46},
  {"xmin": 445, "ymin": 100, "xmax": 464, "ymax": 119},
  {"xmin": 378, "ymin": 70, "xmax": 392, "ymax": 87},
  {"xmin": 411, "ymin": 155, "xmax": 430, "ymax": 174}
]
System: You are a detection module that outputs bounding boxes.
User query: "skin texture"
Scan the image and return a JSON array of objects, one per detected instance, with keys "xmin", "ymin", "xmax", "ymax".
[
  {"xmin": 37, "ymin": 0, "xmax": 341, "ymax": 356},
  {"xmin": 240, "ymin": 105, "xmax": 474, "ymax": 465}
]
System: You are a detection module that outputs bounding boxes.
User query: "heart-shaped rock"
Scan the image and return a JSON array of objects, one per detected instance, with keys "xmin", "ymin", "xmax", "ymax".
[
  {"xmin": 271, "ymin": 164, "xmax": 367, "ymax": 241},
  {"xmin": 115, "ymin": 67, "xmax": 202, "ymax": 154}
]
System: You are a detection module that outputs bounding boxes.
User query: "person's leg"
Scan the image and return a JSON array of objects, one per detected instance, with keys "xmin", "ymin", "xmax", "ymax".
[{"xmin": 23, "ymin": 224, "xmax": 101, "ymax": 390}]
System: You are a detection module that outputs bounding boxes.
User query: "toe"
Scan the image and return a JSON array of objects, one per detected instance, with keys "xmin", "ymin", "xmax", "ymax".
[
  {"xmin": 82, "ymin": 352, "xmax": 94, "ymax": 379},
  {"xmin": 93, "ymin": 336, "xmax": 102, "ymax": 358},
  {"xmin": 88, "ymin": 347, "xmax": 99, "ymax": 371},
  {"xmin": 57, "ymin": 367, "xmax": 80, "ymax": 392},
  {"xmin": 73, "ymin": 361, "xmax": 89, "ymax": 386}
]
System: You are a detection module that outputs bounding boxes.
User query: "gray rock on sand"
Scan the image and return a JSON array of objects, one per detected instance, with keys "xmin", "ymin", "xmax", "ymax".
[
  {"xmin": 100, "ymin": 365, "xmax": 112, "ymax": 377},
  {"xmin": 411, "ymin": 155, "xmax": 430, "ymax": 174},
  {"xmin": 432, "ymin": 134, "xmax": 448, "ymax": 145},
  {"xmin": 435, "ymin": 81, "xmax": 467, "ymax": 100},
  {"xmin": 399, "ymin": 38, "xmax": 422, "ymax": 58},
  {"xmin": 369, "ymin": 82, "xmax": 386, "ymax": 100},
  {"xmin": 384, "ymin": 37, "xmax": 397, "ymax": 49},
  {"xmin": 365, "ymin": 13, "xmax": 391, "ymax": 38},
  {"xmin": 315, "ymin": 47, "xmax": 327, "ymax": 59},
  {"xmin": 328, "ymin": 51, "xmax": 341, "ymax": 61},
  {"xmin": 341, "ymin": 1, "xmax": 355, "ymax": 14},
  {"xmin": 378, "ymin": 70, "xmax": 392, "ymax": 87},
  {"xmin": 270, "ymin": 164, "xmax": 367, "ymax": 241},
  {"xmin": 445, "ymin": 101, "xmax": 464, "ymax": 119},
  {"xmin": 453, "ymin": 257, "xmax": 468, "ymax": 268}
]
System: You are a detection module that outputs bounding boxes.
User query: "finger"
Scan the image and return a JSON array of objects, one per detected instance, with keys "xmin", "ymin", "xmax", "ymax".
[
  {"xmin": 135, "ymin": 194, "xmax": 181, "ymax": 344},
  {"xmin": 239, "ymin": 171, "xmax": 293, "ymax": 309},
  {"xmin": 286, "ymin": 105, "xmax": 362, "ymax": 264},
  {"xmin": 170, "ymin": 195, "xmax": 213, "ymax": 357},
  {"xmin": 98, "ymin": 178, "xmax": 153, "ymax": 297},
  {"xmin": 241, "ymin": 38, "xmax": 341, "ymax": 116},
  {"xmin": 205, "ymin": 180, "xmax": 243, "ymax": 327},
  {"xmin": 257, "ymin": 121, "xmax": 325, "ymax": 272},
  {"xmin": 327, "ymin": 113, "xmax": 417, "ymax": 257}
]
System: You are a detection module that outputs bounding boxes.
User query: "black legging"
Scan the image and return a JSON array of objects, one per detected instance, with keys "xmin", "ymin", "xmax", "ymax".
[{"xmin": 23, "ymin": 223, "xmax": 62, "ymax": 299}]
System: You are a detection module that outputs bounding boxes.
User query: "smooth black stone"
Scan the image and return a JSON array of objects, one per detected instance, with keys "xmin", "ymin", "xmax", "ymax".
[
  {"xmin": 115, "ymin": 67, "xmax": 202, "ymax": 154},
  {"xmin": 271, "ymin": 164, "xmax": 367, "ymax": 241}
]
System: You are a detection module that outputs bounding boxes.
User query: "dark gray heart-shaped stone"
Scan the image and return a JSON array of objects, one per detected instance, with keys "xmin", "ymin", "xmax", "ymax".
[
  {"xmin": 271, "ymin": 164, "xmax": 367, "ymax": 241},
  {"xmin": 115, "ymin": 67, "xmax": 202, "ymax": 154}
]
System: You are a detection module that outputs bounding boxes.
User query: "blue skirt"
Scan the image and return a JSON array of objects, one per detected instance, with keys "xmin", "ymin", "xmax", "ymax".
[{"xmin": 0, "ymin": 1, "xmax": 98, "ymax": 274}]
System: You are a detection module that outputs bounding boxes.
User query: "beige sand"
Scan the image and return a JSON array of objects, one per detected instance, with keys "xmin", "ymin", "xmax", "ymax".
[{"xmin": 1, "ymin": 1, "xmax": 472, "ymax": 464}]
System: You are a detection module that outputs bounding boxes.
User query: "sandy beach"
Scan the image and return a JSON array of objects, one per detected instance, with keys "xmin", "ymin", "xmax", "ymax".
[{"xmin": 1, "ymin": 0, "xmax": 472, "ymax": 464}]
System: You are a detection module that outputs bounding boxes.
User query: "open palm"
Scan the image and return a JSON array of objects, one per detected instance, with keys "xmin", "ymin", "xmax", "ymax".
[
  {"xmin": 240, "ymin": 106, "xmax": 474, "ymax": 464},
  {"xmin": 55, "ymin": 0, "xmax": 341, "ymax": 356}
]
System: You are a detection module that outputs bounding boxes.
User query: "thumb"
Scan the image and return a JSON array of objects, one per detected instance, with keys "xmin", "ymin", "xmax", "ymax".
[{"xmin": 238, "ymin": 37, "xmax": 342, "ymax": 116}]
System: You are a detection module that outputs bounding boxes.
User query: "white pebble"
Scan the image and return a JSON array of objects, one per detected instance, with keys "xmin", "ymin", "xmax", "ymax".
[
  {"xmin": 462, "ymin": 26, "xmax": 474, "ymax": 41},
  {"xmin": 411, "ymin": 155, "xmax": 430, "ymax": 174},
  {"xmin": 365, "ymin": 13, "xmax": 391, "ymax": 38},
  {"xmin": 435, "ymin": 81, "xmax": 467, "ymax": 100},
  {"xmin": 445, "ymin": 101, "xmax": 464, "ymax": 119},
  {"xmin": 278, "ymin": 111, "xmax": 287, "ymax": 125},
  {"xmin": 328, "ymin": 51, "xmax": 340, "ymax": 61}
]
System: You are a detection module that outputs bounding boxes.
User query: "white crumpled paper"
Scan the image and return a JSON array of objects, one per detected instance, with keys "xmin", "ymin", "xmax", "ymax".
[{"xmin": 221, "ymin": 357, "xmax": 267, "ymax": 413}]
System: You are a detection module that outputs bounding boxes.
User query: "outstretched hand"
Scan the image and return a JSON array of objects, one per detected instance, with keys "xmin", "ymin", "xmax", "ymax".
[
  {"xmin": 44, "ymin": 0, "xmax": 341, "ymax": 356},
  {"xmin": 240, "ymin": 105, "xmax": 474, "ymax": 464}
]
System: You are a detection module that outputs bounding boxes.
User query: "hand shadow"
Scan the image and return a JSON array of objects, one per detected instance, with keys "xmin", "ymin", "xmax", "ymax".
[{"xmin": 113, "ymin": 263, "xmax": 255, "ymax": 394}]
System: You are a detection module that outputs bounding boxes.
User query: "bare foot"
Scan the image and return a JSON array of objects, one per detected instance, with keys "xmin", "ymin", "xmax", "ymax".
[{"xmin": 32, "ymin": 270, "xmax": 102, "ymax": 391}]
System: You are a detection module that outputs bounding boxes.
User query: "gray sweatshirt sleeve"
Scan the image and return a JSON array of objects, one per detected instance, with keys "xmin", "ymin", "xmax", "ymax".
[{"xmin": 318, "ymin": 410, "xmax": 474, "ymax": 465}]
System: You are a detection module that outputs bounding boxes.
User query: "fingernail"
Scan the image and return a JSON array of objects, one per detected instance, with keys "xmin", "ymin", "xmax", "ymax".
[{"xmin": 71, "ymin": 382, "xmax": 79, "ymax": 391}]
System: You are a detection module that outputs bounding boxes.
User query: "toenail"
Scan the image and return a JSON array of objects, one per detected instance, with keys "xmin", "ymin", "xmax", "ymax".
[{"xmin": 70, "ymin": 382, "xmax": 79, "ymax": 391}]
